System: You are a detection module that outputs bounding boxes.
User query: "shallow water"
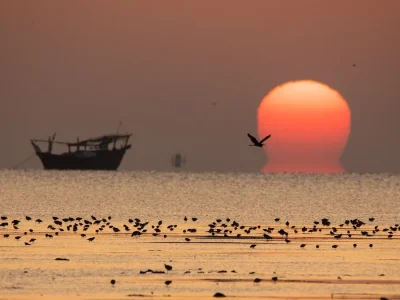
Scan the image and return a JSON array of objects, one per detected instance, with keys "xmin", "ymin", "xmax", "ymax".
[{"xmin": 0, "ymin": 170, "xmax": 399, "ymax": 299}]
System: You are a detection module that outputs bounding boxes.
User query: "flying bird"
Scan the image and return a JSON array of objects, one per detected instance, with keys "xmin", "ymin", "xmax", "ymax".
[{"xmin": 247, "ymin": 133, "xmax": 271, "ymax": 147}]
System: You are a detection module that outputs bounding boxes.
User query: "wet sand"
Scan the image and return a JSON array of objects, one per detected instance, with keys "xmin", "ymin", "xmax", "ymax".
[{"xmin": 1, "ymin": 217, "xmax": 400, "ymax": 300}]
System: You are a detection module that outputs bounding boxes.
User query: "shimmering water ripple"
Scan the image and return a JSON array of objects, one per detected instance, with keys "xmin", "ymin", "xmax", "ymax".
[{"xmin": 0, "ymin": 170, "xmax": 399, "ymax": 299}]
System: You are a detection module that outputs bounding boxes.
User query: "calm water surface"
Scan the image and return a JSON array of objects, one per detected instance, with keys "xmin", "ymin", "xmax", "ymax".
[{"xmin": 0, "ymin": 170, "xmax": 399, "ymax": 299}]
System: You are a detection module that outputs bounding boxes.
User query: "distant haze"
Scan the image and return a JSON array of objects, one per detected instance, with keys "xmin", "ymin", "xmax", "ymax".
[{"xmin": 1, "ymin": 1, "xmax": 400, "ymax": 173}]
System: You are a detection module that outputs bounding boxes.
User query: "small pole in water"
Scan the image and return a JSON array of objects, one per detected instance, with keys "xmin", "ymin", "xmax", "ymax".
[{"xmin": 172, "ymin": 153, "xmax": 186, "ymax": 169}]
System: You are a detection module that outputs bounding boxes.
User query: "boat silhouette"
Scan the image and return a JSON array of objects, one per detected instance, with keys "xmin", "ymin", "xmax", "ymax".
[{"xmin": 30, "ymin": 133, "xmax": 131, "ymax": 170}]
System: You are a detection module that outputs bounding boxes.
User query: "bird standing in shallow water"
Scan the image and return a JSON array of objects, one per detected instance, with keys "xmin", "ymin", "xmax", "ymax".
[
  {"xmin": 247, "ymin": 133, "xmax": 271, "ymax": 147},
  {"xmin": 164, "ymin": 264, "xmax": 172, "ymax": 273}
]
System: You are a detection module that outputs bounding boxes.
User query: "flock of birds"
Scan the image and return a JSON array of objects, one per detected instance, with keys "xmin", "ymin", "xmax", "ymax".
[
  {"xmin": 1, "ymin": 214, "xmax": 397, "ymax": 298},
  {"xmin": 1, "ymin": 214, "xmax": 398, "ymax": 249}
]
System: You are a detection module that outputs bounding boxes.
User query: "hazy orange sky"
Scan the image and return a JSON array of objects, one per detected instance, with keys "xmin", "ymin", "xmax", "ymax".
[{"xmin": 1, "ymin": 1, "xmax": 400, "ymax": 173}]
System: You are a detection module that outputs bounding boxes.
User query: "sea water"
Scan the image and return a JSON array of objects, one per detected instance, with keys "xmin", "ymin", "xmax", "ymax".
[{"xmin": 0, "ymin": 170, "xmax": 399, "ymax": 299}]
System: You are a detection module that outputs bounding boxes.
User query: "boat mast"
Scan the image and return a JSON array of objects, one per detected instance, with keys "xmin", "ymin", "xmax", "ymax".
[
  {"xmin": 114, "ymin": 121, "xmax": 122, "ymax": 150},
  {"xmin": 47, "ymin": 132, "xmax": 56, "ymax": 153}
]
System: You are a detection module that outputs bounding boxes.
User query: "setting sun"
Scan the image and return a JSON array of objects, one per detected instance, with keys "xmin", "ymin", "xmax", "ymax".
[{"xmin": 258, "ymin": 80, "xmax": 351, "ymax": 173}]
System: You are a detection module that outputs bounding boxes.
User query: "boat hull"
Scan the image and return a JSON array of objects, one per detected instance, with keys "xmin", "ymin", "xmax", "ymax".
[{"xmin": 35, "ymin": 148, "xmax": 129, "ymax": 170}]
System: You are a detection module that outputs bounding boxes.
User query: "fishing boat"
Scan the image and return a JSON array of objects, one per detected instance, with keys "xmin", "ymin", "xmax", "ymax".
[{"xmin": 30, "ymin": 132, "xmax": 132, "ymax": 170}]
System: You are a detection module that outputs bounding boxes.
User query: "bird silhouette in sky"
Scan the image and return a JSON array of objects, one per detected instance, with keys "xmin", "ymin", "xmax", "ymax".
[{"xmin": 247, "ymin": 133, "xmax": 271, "ymax": 147}]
